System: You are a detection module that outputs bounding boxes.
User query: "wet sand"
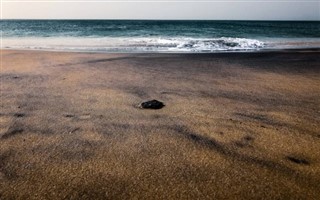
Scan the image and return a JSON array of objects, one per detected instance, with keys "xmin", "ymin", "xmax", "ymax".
[{"xmin": 0, "ymin": 50, "xmax": 320, "ymax": 199}]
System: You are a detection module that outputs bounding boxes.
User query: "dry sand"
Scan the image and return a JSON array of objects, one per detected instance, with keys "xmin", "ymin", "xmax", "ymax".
[{"xmin": 0, "ymin": 50, "xmax": 320, "ymax": 199}]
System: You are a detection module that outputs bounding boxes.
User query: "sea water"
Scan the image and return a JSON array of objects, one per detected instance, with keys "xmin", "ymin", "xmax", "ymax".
[{"xmin": 1, "ymin": 20, "xmax": 319, "ymax": 53}]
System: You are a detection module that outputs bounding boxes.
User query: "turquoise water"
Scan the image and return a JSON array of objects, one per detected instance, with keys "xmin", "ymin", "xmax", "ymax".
[{"xmin": 1, "ymin": 20, "xmax": 319, "ymax": 52}]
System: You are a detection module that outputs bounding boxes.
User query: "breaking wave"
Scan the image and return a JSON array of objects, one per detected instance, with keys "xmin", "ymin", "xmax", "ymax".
[
  {"xmin": 2, "ymin": 37, "xmax": 265, "ymax": 53},
  {"xmin": 132, "ymin": 37, "xmax": 265, "ymax": 52}
]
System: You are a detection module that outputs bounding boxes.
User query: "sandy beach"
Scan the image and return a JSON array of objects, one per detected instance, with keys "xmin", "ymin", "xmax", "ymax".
[{"xmin": 0, "ymin": 49, "xmax": 320, "ymax": 199}]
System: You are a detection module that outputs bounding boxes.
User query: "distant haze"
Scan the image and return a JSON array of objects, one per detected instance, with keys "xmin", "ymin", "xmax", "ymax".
[{"xmin": 1, "ymin": 0, "xmax": 320, "ymax": 20}]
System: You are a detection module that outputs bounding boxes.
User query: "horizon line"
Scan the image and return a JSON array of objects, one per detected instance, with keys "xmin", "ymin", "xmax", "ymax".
[{"xmin": 1, "ymin": 19, "xmax": 319, "ymax": 21}]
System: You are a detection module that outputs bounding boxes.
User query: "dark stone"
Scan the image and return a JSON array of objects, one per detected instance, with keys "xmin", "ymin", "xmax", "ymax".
[{"xmin": 140, "ymin": 100, "xmax": 165, "ymax": 109}]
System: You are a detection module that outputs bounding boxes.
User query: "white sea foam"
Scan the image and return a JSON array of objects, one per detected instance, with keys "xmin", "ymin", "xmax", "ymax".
[{"xmin": 2, "ymin": 36, "xmax": 267, "ymax": 53}]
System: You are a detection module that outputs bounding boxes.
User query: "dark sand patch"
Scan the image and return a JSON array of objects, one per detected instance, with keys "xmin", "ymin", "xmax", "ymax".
[
  {"xmin": 286, "ymin": 156, "xmax": 310, "ymax": 165},
  {"xmin": 13, "ymin": 113, "xmax": 25, "ymax": 118},
  {"xmin": 2, "ymin": 128, "xmax": 24, "ymax": 139}
]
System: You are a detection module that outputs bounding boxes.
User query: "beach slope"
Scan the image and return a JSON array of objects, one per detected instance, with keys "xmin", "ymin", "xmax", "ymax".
[{"xmin": 1, "ymin": 50, "xmax": 320, "ymax": 199}]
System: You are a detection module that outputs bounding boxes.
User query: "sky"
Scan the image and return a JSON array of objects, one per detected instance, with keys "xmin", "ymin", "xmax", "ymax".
[{"xmin": 1, "ymin": 0, "xmax": 320, "ymax": 20}]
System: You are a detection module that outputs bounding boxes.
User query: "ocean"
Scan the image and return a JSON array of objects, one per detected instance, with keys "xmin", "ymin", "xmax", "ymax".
[{"xmin": 1, "ymin": 20, "xmax": 319, "ymax": 53}]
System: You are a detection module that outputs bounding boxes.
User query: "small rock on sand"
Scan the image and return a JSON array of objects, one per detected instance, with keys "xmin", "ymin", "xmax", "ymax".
[{"xmin": 140, "ymin": 100, "xmax": 165, "ymax": 109}]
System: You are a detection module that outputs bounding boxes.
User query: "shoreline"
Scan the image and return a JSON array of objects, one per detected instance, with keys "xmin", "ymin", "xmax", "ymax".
[
  {"xmin": 1, "ymin": 47, "xmax": 320, "ymax": 54},
  {"xmin": 1, "ymin": 49, "xmax": 319, "ymax": 199}
]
